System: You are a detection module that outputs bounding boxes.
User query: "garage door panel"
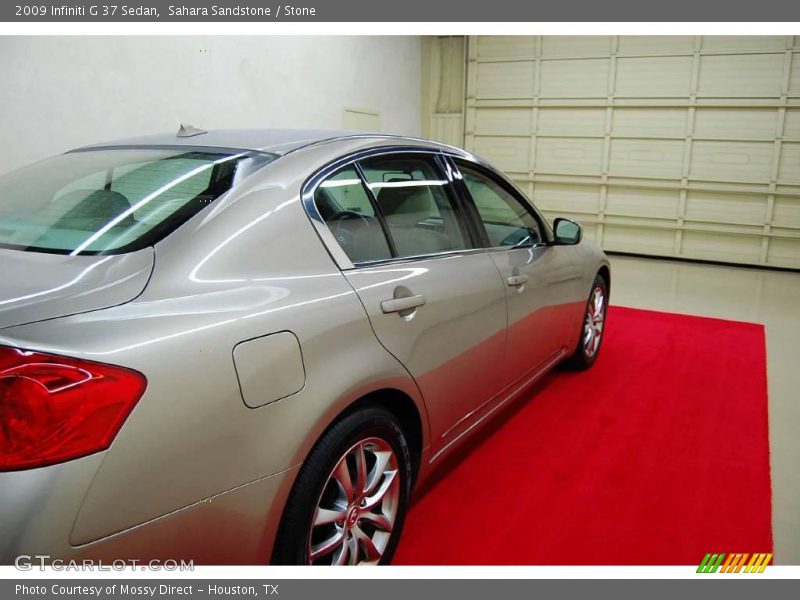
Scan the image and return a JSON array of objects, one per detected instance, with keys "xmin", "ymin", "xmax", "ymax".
[
  {"xmin": 617, "ymin": 36, "xmax": 695, "ymax": 55},
  {"xmin": 476, "ymin": 36, "xmax": 536, "ymax": 60},
  {"xmin": 473, "ymin": 136, "xmax": 530, "ymax": 173},
  {"xmin": 701, "ymin": 36, "xmax": 787, "ymax": 52},
  {"xmin": 698, "ymin": 54, "xmax": 785, "ymax": 97},
  {"xmin": 772, "ymin": 195, "xmax": 800, "ymax": 229},
  {"xmin": 603, "ymin": 225, "xmax": 675, "ymax": 254},
  {"xmin": 615, "ymin": 56, "xmax": 692, "ymax": 97},
  {"xmin": 605, "ymin": 186, "xmax": 679, "ymax": 219},
  {"xmin": 474, "ymin": 108, "xmax": 532, "ymax": 136},
  {"xmin": 690, "ymin": 141, "xmax": 774, "ymax": 182},
  {"xmin": 533, "ymin": 182, "xmax": 600, "ymax": 215},
  {"xmin": 538, "ymin": 108, "xmax": 606, "ymax": 136},
  {"xmin": 540, "ymin": 59, "xmax": 609, "ymax": 97},
  {"xmin": 685, "ymin": 191, "xmax": 767, "ymax": 226},
  {"xmin": 460, "ymin": 36, "xmax": 800, "ymax": 267},
  {"xmin": 612, "ymin": 108, "xmax": 687, "ymax": 138},
  {"xmin": 609, "ymin": 139, "xmax": 685, "ymax": 179},
  {"xmin": 778, "ymin": 143, "xmax": 800, "ymax": 184},
  {"xmin": 791, "ymin": 58, "xmax": 800, "ymax": 95},
  {"xmin": 535, "ymin": 137, "xmax": 604, "ymax": 175},
  {"xmin": 785, "ymin": 109, "xmax": 800, "ymax": 141},
  {"xmin": 541, "ymin": 36, "xmax": 612, "ymax": 58},
  {"xmin": 694, "ymin": 109, "xmax": 779, "ymax": 140},
  {"xmin": 681, "ymin": 232, "xmax": 763, "ymax": 263},
  {"xmin": 578, "ymin": 222, "xmax": 599, "ymax": 243},
  {"xmin": 475, "ymin": 62, "xmax": 535, "ymax": 99},
  {"xmin": 767, "ymin": 238, "xmax": 800, "ymax": 268}
]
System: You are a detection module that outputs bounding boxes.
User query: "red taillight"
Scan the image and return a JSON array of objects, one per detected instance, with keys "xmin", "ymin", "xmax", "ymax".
[{"xmin": 0, "ymin": 345, "xmax": 146, "ymax": 471}]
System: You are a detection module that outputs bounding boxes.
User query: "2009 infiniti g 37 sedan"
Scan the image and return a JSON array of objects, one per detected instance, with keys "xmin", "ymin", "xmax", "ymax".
[{"xmin": 0, "ymin": 129, "xmax": 609, "ymax": 565}]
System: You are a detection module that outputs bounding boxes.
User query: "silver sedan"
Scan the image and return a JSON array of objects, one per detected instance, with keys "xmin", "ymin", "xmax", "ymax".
[{"xmin": 0, "ymin": 129, "xmax": 609, "ymax": 565}]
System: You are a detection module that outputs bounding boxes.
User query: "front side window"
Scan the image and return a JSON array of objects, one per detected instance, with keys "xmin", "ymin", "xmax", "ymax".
[
  {"xmin": 359, "ymin": 155, "xmax": 471, "ymax": 258},
  {"xmin": 0, "ymin": 148, "xmax": 274, "ymax": 255},
  {"xmin": 456, "ymin": 161, "xmax": 544, "ymax": 248}
]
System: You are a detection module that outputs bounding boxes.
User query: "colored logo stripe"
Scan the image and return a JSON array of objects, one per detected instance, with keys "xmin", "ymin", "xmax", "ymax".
[{"xmin": 698, "ymin": 553, "xmax": 772, "ymax": 573}]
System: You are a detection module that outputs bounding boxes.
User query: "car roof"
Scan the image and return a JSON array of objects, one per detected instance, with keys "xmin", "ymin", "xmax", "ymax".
[{"xmin": 76, "ymin": 128, "xmax": 452, "ymax": 156}]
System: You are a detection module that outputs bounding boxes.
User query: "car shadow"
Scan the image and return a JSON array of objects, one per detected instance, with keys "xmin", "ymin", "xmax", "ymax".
[{"xmin": 408, "ymin": 368, "xmax": 565, "ymax": 506}]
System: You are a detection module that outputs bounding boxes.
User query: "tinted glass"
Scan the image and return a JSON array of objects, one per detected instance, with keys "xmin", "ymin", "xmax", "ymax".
[
  {"xmin": 0, "ymin": 148, "xmax": 274, "ymax": 255},
  {"xmin": 457, "ymin": 162, "xmax": 543, "ymax": 248},
  {"xmin": 359, "ymin": 155, "xmax": 470, "ymax": 258},
  {"xmin": 314, "ymin": 166, "xmax": 392, "ymax": 264}
]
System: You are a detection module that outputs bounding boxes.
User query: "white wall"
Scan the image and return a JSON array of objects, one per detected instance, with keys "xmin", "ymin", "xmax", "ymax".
[{"xmin": 0, "ymin": 36, "xmax": 422, "ymax": 174}]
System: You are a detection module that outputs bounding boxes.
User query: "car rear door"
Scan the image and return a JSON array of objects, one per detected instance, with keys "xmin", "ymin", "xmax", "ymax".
[
  {"xmin": 450, "ymin": 158, "xmax": 585, "ymax": 387},
  {"xmin": 309, "ymin": 151, "xmax": 508, "ymax": 445}
]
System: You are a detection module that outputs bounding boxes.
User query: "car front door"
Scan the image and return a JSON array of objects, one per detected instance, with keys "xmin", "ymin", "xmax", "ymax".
[
  {"xmin": 310, "ymin": 151, "xmax": 509, "ymax": 446},
  {"xmin": 451, "ymin": 158, "xmax": 585, "ymax": 387}
]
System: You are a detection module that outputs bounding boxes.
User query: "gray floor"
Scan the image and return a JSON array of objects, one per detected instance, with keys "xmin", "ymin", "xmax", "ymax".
[{"xmin": 608, "ymin": 255, "xmax": 800, "ymax": 565}]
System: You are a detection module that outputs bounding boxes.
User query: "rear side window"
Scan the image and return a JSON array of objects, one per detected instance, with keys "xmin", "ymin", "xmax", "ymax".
[
  {"xmin": 359, "ymin": 155, "xmax": 471, "ymax": 259},
  {"xmin": 314, "ymin": 166, "xmax": 393, "ymax": 264},
  {"xmin": 456, "ymin": 161, "xmax": 544, "ymax": 248},
  {"xmin": 0, "ymin": 148, "xmax": 274, "ymax": 255}
]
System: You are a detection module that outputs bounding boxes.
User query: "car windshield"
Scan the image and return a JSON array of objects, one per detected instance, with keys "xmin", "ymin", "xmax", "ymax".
[{"xmin": 0, "ymin": 147, "xmax": 276, "ymax": 255}]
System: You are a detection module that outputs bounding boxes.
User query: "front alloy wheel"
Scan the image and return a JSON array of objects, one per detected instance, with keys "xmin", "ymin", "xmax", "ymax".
[
  {"xmin": 583, "ymin": 284, "xmax": 605, "ymax": 358},
  {"xmin": 565, "ymin": 273, "xmax": 608, "ymax": 370}
]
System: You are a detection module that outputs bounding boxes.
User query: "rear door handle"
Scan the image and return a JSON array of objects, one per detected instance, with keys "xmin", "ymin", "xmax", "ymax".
[
  {"xmin": 506, "ymin": 274, "xmax": 529, "ymax": 287},
  {"xmin": 381, "ymin": 294, "xmax": 427, "ymax": 314}
]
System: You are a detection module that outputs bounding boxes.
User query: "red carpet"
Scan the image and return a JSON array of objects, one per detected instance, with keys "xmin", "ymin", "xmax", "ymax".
[{"xmin": 395, "ymin": 306, "xmax": 772, "ymax": 565}]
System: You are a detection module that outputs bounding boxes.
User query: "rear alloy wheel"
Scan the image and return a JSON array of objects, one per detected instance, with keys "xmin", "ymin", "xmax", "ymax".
[
  {"xmin": 272, "ymin": 407, "xmax": 411, "ymax": 565},
  {"xmin": 309, "ymin": 438, "xmax": 400, "ymax": 565},
  {"xmin": 565, "ymin": 274, "xmax": 608, "ymax": 370}
]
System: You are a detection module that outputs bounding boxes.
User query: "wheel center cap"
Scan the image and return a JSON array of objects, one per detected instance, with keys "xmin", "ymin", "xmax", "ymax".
[{"xmin": 346, "ymin": 507, "xmax": 359, "ymax": 527}]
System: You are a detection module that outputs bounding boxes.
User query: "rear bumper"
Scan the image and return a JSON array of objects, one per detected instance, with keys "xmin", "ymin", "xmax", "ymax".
[{"xmin": 0, "ymin": 458, "xmax": 297, "ymax": 566}]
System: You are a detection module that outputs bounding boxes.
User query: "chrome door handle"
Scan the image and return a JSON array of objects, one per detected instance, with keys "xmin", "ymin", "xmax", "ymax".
[
  {"xmin": 381, "ymin": 294, "xmax": 427, "ymax": 314},
  {"xmin": 506, "ymin": 274, "xmax": 529, "ymax": 287}
]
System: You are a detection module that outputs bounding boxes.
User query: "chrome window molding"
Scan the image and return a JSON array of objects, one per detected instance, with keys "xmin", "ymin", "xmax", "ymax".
[{"xmin": 300, "ymin": 143, "xmax": 558, "ymax": 272}]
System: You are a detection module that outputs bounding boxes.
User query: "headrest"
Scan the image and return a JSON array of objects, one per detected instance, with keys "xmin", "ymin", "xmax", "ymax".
[
  {"xmin": 377, "ymin": 179, "xmax": 432, "ymax": 221},
  {"xmin": 54, "ymin": 189, "xmax": 135, "ymax": 230}
]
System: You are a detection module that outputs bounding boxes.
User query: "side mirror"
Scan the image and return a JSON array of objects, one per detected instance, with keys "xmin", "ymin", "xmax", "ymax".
[{"xmin": 553, "ymin": 218, "xmax": 582, "ymax": 245}]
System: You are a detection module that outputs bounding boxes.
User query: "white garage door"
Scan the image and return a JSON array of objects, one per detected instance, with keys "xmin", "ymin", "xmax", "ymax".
[{"xmin": 429, "ymin": 36, "xmax": 800, "ymax": 269}]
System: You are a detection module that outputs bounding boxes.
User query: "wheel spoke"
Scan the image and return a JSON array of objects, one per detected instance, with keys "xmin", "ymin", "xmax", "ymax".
[
  {"xmin": 594, "ymin": 291, "xmax": 605, "ymax": 317},
  {"xmin": 353, "ymin": 526, "xmax": 382, "ymax": 563},
  {"xmin": 310, "ymin": 529, "xmax": 344, "ymax": 560},
  {"xmin": 334, "ymin": 536, "xmax": 350, "ymax": 565},
  {"xmin": 332, "ymin": 458, "xmax": 354, "ymax": 504},
  {"xmin": 314, "ymin": 507, "xmax": 346, "ymax": 527},
  {"xmin": 354, "ymin": 443, "xmax": 368, "ymax": 495},
  {"xmin": 347, "ymin": 533, "xmax": 359, "ymax": 565},
  {"xmin": 362, "ymin": 469, "xmax": 397, "ymax": 510},
  {"xmin": 364, "ymin": 450, "xmax": 392, "ymax": 495},
  {"xmin": 359, "ymin": 510, "xmax": 393, "ymax": 533}
]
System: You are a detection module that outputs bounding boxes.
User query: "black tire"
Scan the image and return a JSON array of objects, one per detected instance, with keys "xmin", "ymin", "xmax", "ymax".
[
  {"xmin": 564, "ymin": 273, "xmax": 608, "ymax": 371},
  {"xmin": 272, "ymin": 406, "xmax": 412, "ymax": 565}
]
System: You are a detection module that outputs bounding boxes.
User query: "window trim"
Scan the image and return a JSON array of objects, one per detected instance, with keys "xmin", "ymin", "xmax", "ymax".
[
  {"xmin": 302, "ymin": 146, "xmax": 486, "ymax": 271},
  {"xmin": 351, "ymin": 161, "xmax": 399, "ymax": 258},
  {"xmin": 447, "ymin": 156, "xmax": 554, "ymax": 250}
]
